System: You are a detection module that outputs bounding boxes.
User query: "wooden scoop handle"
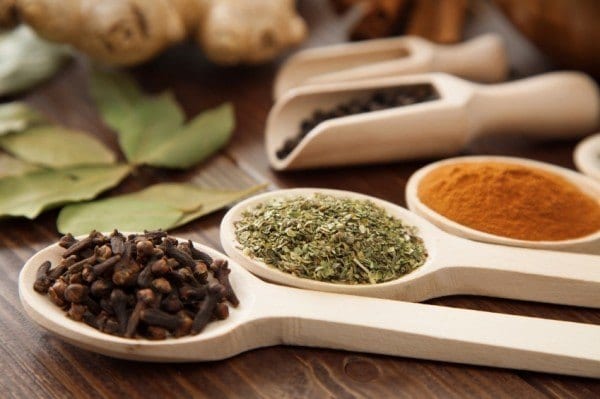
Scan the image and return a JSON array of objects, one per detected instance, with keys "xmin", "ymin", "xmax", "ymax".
[
  {"xmin": 471, "ymin": 72, "xmax": 600, "ymax": 140},
  {"xmin": 438, "ymin": 238, "xmax": 600, "ymax": 308},
  {"xmin": 430, "ymin": 34, "xmax": 507, "ymax": 83},
  {"xmin": 255, "ymin": 285, "xmax": 600, "ymax": 377}
]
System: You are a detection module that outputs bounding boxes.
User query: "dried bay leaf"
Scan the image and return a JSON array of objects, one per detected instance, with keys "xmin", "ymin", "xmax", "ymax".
[
  {"xmin": 57, "ymin": 182, "xmax": 266, "ymax": 233},
  {"xmin": 0, "ymin": 125, "xmax": 116, "ymax": 168},
  {"xmin": 57, "ymin": 199, "xmax": 183, "ymax": 236},
  {"xmin": 89, "ymin": 69, "xmax": 234, "ymax": 169},
  {"xmin": 0, "ymin": 164, "xmax": 130, "ymax": 219},
  {"xmin": 89, "ymin": 69, "xmax": 184, "ymax": 162},
  {"xmin": 136, "ymin": 103, "xmax": 234, "ymax": 169},
  {"xmin": 172, "ymin": 184, "xmax": 267, "ymax": 228},
  {"xmin": 0, "ymin": 102, "xmax": 46, "ymax": 136},
  {"xmin": 0, "ymin": 153, "xmax": 40, "ymax": 178},
  {"xmin": 0, "ymin": 26, "xmax": 71, "ymax": 96}
]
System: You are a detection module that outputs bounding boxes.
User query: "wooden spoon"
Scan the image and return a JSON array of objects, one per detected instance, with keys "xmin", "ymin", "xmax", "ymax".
[
  {"xmin": 19, "ymin": 238, "xmax": 600, "ymax": 376},
  {"xmin": 220, "ymin": 188, "xmax": 600, "ymax": 308},
  {"xmin": 406, "ymin": 156, "xmax": 600, "ymax": 254}
]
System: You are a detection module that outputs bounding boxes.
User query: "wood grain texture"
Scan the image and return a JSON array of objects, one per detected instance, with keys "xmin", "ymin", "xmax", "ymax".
[{"xmin": 1, "ymin": 2, "xmax": 600, "ymax": 398}]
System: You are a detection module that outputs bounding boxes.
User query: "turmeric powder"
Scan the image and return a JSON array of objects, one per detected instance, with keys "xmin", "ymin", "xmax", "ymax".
[{"xmin": 418, "ymin": 161, "xmax": 600, "ymax": 241}]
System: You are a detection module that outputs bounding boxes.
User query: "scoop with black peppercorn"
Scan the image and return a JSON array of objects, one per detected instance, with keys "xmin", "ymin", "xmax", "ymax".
[{"xmin": 266, "ymin": 72, "xmax": 600, "ymax": 170}]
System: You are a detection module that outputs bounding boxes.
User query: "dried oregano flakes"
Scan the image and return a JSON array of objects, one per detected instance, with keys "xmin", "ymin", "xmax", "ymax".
[{"xmin": 234, "ymin": 193, "xmax": 428, "ymax": 284}]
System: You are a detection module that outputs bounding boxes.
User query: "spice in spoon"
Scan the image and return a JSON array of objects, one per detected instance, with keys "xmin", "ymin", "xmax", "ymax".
[
  {"xmin": 234, "ymin": 194, "xmax": 428, "ymax": 284},
  {"xmin": 418, "ymin": 161, "xmax": 600, "ymax": 241},
  {"xmin": 276, "ymin": 83, "xmax": 439, "ymax": 159},
  {"xmin": 33, "ymin": 230, "xmax": 239, "ymax": 340}
]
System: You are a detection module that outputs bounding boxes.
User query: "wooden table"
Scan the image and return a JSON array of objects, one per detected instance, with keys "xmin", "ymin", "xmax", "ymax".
[{"xmin": 1, "ymin": 3, "xmax": 599, "ymax": 398}]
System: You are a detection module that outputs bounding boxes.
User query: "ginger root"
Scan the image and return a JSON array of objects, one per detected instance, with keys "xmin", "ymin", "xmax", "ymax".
[{"xmin": 2, "ymin": 0, "xmax": 307, "ymax": 66}]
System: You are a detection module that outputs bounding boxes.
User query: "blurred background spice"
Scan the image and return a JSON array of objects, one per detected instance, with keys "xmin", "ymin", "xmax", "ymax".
[{"xmin": 418, "ymin": 162, "xmax": 600, "ymax": 241}]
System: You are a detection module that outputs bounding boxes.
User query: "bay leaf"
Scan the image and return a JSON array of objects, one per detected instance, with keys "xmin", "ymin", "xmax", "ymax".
[
  {"xmin": 0, "ymin": 102, "xmax": 46, "ymax": 136},
  {"xmin": 89, "ymin": 69, "xmax": 183, "ymax": 162},
  {"xmin": 172, "ymin": 184, "xmax": 267, "ymax": 228},
  {"xmin": 0, "ymin": 26, "xmax": 71, "ymax": 96},
  {"xmin": 56, "ymin": 182, "xmax": 266, "ymax": 233},
  {"xmin": 0, "ymin": 164, "xmax": 130, "ymax": 219},
  {"xmin": 0, "ymin": 125, "xmax": 116, "ymax": 168},
  {"xmin": 89, "ymin": 69, "xmax": 234, "ymax": 169},
  {"xmin": 136, "ymin": 103, "xmax": 235, "ymax": 169},
  {"xmin": 0, "ymin": 153, "xmax": 40, "ymax": 178},
  {"xmin": 57, "ymin": 199, "xmax": 183, "ymax": 236}
]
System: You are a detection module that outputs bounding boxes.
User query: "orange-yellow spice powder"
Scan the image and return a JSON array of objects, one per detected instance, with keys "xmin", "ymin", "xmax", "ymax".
[{"xmin": 417, "ymin": 162, "xmax": 600, "ymax": 241}]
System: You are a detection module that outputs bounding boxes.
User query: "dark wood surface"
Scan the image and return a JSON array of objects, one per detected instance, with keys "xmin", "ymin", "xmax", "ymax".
[{"xmin": 1, "ymin": 3, "xmax": 599, "ymax": 398}]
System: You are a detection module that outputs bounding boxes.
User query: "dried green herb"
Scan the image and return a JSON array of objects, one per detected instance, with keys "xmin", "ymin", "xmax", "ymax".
[
  {"xmin": 234, "ymin": 194, "xmax": 428, "ymax": 284},
  {"xmin": 57, "ymin": 183, "xmax": 266, "ymax": 234},
  {"xmin": 89, "ymin": 69, "xmax": 234, "ymax": 169},
  {"xmin": 0, "ymin": 164, "xmax": 131, "ymax": 219},
  {"xmin": 0, "ymin": 26, "xmax": 71, "ymax": 96},
  {"xmin": 0, "ymin": 125, "xmax": 116, "ymax": 167}
]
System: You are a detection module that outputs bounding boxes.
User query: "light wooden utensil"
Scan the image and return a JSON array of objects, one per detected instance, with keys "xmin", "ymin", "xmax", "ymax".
[
  {"xmin": 267, "ymin": 72, "xmax": 600, "ymax": 170},
  {"xmin": 274, "ymin": 34, "xmax": 507, "ymax": 99},
  {"xmin": 19, "ymin": 238, "xmax": 600, "ymax": 376},
  {"xmin": 220, "ymin": 188, "xmax": 600, "ymax": 307},
  {"xmin": 574, "ymin": 133, "xmax": 600, "ymax": 182},
  {"xmin": 406, "ymin": 156, "xmax": 600, "ymax": 254}
]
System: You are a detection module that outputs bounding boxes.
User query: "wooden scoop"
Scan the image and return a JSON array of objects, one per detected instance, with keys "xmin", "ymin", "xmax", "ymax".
[
  {"xmin": 266, "ymin": 72, "xmax": 600, "ymax": 170},
  {"xmin": 19, "ymin": 237, "xmax": 600, "ymax": 376},
  {"xmin": 274, "ymin": 34, "xmax": 508, "ymax": 99}
]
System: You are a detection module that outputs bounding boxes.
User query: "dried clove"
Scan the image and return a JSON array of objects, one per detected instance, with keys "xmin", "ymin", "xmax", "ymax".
[
  {"xmin": 191, "ymin": 283, "xmax": 224, "ymax": 335},
  {"xmin": 137, "ymin": 262, "xmax": 154, "ymax": 288},
  {"xmin": 48, "ymin": 279, "xmax": 67, "ymax": 307},
  {"xmin": 165, "ymin": 240, "xmax": 195, "ymax": 268},
  {"xmin": 34, "ymin": 261, "xmax": 52, "ymax": 293},
  {"xmin": 211, "ymin": 259, "xmax": 239, "ymax": 307},
  {"xmin": 63, "ymin": 236, "xmax": 93, "ymax": 258},
  {"xmin": 34, "ymin": 230, "xmax": 238, "ymax": 340},
  {"xmin": 92, "ymin": 255, "xmax": 121, "ymax": 276},
  {"xmin": 67, "ymin": 303, "xmax": 87, "ymax": 321},
  {"xmin": 95, "ymin": 245, "xmax": 113, "ymax": 261},
  {"xmin": 58, "ymin": 233, "xmax": 77, "ymax": 249},
  {"xmin": 90, "ymin": 279, "xmax": 112, "ymax": 298},
  {"xmin": 110, "ymin": 288, "xmax": 129, "ymax": 335},
  {"xmin": 64, "ymin": 284, "xmax": 88, "ymax": 303},
  {"xmin": 152, "ymin": 278, "xmax": 172, "ymax": 294},
  {"xmin": 188, "ymin": 240, "xmax": 213, "ymax": 265},
  {"xmin": 150, "ymin": 257, "xmax": 169, "ymax": 275},
  {"xmin": 161, "ymin": 289, "xmax": 183, "ymax": 313},
  {"xmin": 179, "ymin": 284, "xmax": 207, "ymax": 302},
  {"xmin": 136, "ymin": 239, "xmax": 154, "ymax": 260},
  {"xmin": 110, "ymin": 232, "xmax": 126, "ymax": 255},
  {"xmin": 125, "ymin": 288, "xmax": 154, "ymax": 338},
  {"xmin": 146, "ymin": 326, "xmax": 168, "ymax": 340},
  {"xmin": 214, "ymin": 302, "xmax": 229, "ymax": 320}
]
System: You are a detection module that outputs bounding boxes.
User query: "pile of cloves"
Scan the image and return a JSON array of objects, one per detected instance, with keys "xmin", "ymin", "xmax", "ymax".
[
  {"xmin": 276, "ymin": 83, "xmax": 439, "ymax": 159},
  {"xmin": 34, "ymin": 230, "xmax": 239, "ymax": 340}
]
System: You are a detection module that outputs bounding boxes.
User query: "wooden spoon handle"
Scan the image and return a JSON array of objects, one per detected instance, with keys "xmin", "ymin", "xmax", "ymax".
[
  {"xmin": 439, "ymin": 239, "xmax": 600, "ymax": 307},
  {"xmin": 256, "ymin": 285, "xmax": 600, "ymax": 377},
  {"xmin": 471, "ymin": 72, "xmax": 600, "ymax": 139}
]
